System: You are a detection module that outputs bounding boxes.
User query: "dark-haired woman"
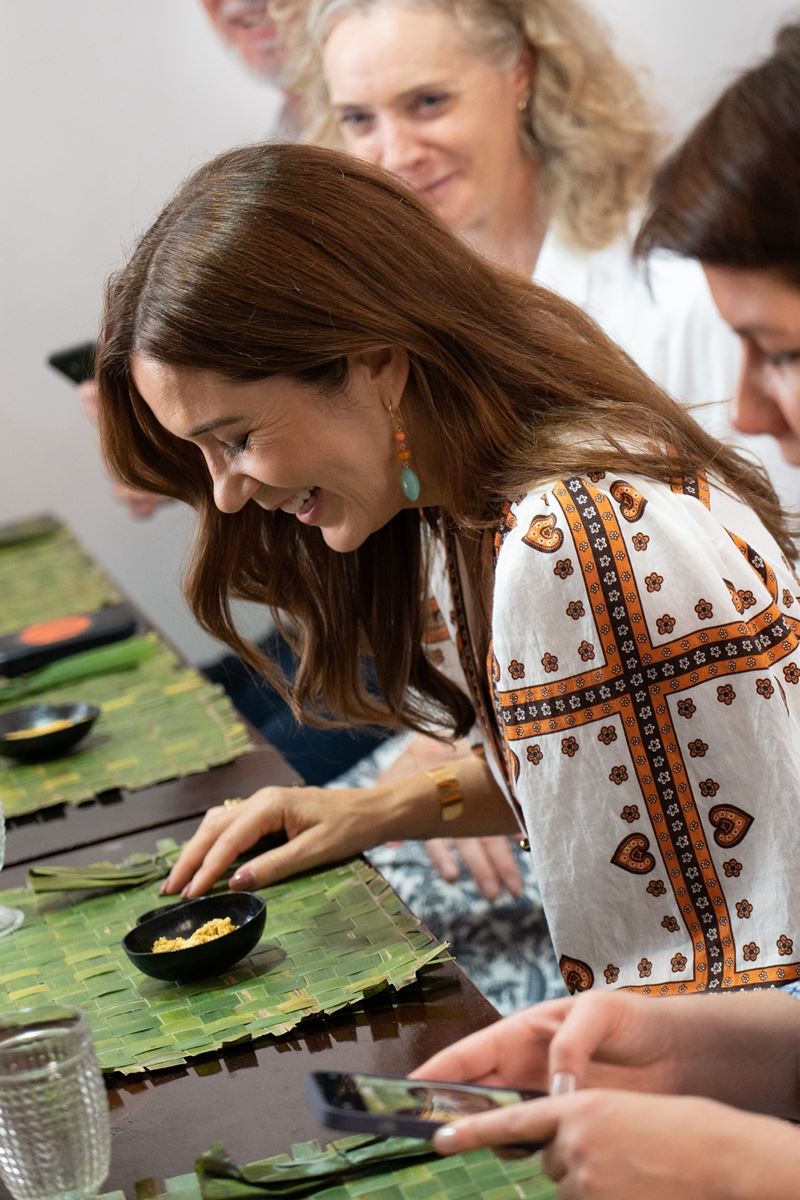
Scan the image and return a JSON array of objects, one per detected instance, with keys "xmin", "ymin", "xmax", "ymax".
[
  {"xmin": 98, "ymin": 141, "xmax": 800, "ymax": 1000},
  {"xmin": 636, "ymin": 22, "xmax": 800, "ymax": 477}
]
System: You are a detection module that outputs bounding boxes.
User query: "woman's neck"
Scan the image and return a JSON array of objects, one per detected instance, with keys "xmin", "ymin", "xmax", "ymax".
[{"xmin": 461, "ymin": 157, "xmax": 546, "ymax": 280}]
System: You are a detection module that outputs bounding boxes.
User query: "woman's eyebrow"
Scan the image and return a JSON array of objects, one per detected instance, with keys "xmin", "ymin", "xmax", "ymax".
[{"xmin": 188, "ymin": 416, "xmax": 244, "ymax": 437}]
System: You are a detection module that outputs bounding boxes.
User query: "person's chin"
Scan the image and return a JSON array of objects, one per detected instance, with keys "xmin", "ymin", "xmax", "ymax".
[{"xmin": 320, "ymin": 526, "xmax": 370, "ymax": 554}]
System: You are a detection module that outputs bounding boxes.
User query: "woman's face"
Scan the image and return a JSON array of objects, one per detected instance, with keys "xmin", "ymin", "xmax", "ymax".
[
  {"xmin": 199, "ymin": 0, "xmax": 285, "ymax": 78},
  {"xmin": 131, "ymin": 351, "xmax": 421, "ymax": 553},
  {"xmin": 704, "ymin": 265, "xmax": 800, "ymax": 466},
  {"xmin": 322, "ymin": 4, "xmax": 532, "ymax": 235}
]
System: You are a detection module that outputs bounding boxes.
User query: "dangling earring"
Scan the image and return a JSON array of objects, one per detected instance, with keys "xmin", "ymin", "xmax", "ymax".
[{"xmin": 389, "ymin": 406, "xmax": 421, "ymax": 503}]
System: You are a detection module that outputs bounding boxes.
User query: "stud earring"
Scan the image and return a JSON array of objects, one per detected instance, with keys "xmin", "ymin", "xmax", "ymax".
[
  {"xmin": 389, "ymin": 407, "xmax": 421, "ymax": 503},
  {"xmin": 518, "ymin": 95, "xmax": 529, "ymax": 113}
]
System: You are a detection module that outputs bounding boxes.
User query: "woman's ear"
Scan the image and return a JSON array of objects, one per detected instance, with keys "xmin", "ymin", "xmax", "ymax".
[
  {"xmin": 512, "ymin": 44, "xmax": 536, "ymax": 107},
  {"xmin": 348, "ymin": 347, "xmax": 410, "ymax": 406}
]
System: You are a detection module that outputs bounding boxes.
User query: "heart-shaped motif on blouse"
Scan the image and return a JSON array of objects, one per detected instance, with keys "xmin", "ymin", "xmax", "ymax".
[
  {"xmin": 522, "ymin": 513, "xmax": 564, "ymax": 553},
  {"xmin": 559, "ymin": 955, "xmax": 595, "ymax": 994},
  {"xmin": 610, "ymin": 479, "xmax": 648, "ymax": 522},
  {"xmin": 611, "ymin": 832, "xmax": 656, "ymax": 874},
  {"xmin": 709, "ymin": 804, "xmax": 754, "ymax": 848}
]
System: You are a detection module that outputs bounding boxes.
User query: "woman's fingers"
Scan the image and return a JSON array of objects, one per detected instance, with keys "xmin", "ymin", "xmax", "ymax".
[
  {"xmin": 433, "ymin": 1095, "xmax": 562, "ymax": 1156},
  {"xmin": 547, "ymin": 993, "xmax": 641, "ymax": 1090},
  {"xmin": 179, "ymin": 790, "xmax": 291, "ymax": 896},
  {"xmin": 161, "ymin": 804, "xmax": 238, "ymax": 894},
  {"xmin": 424, "ymin": 838, "xmax": 461, "ymax": 883},
  {"xmin": 424, "ymin": 836, "xmax": 524, "ymax": 900},
  {"xmin": 411, "ymin": 1003, "xmax": 568, "ymax": 1088},
  {"xmin": 457, "ymin": 836, "xmax": 523, "ymax": 900}
]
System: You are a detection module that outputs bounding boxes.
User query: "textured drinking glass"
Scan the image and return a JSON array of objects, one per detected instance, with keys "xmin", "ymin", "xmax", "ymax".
[
  {"xmin": 0, "ymin": 800, "xmax": 24, "ymax": 936},
  {"xmin": 0, "ymin": 1007, "xmax": 111, "ymax": 1200}
]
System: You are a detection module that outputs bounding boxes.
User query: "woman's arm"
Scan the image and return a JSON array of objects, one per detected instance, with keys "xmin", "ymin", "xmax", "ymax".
[
  {"xmin": 162, "ymin": 752, "xmax": 519, "ymax": 897},
  {"xmin": 378, "ymin": 733, "xmax": 525, "ymax": 900}
]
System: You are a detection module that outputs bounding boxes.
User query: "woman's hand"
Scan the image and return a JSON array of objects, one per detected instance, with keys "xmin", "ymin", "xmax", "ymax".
[
  {"xmin": 423, "ymin": 835, "xmax": 524, "ymax": 901},
  {"xmin": 79, "ymin": 379, "xmax": 170, "ymax": 519},
  {"xmin": 413, "ymin": 992, "xmax": 680, "ymax": 1097},
  {"xmin": 161, "ymin": 784, "xmax": 398, "ymax": 898},
  {"xmin": 432, "ymin": 1089, "xmax": 800, "ymax": 1199},
  {"xmin": 415, "ymin": 990, "xmax": 800, "ymax": 1121}
]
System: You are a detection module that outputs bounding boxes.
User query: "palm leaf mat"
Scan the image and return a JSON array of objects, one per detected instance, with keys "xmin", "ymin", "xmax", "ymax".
[
  {"xmin": 0, "ymin": 634, "xmax": 252, "ymax": 818},
  {"xmin": 0, "ymin": 521, "xmax": 121, "ymax": 636},
  {"xmin": 0, "ymin": 847, "xmax": 450, "ymax": 1075},
  {"xmin": 100, "ymin": 1136, "xmax": 555, "ymax": 1200}
]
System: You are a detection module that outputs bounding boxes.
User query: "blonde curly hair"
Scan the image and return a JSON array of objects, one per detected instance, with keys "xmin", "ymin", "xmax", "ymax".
[{"xmin": 286, "ymin": 0, "xmax": 660, "ymax": 250}]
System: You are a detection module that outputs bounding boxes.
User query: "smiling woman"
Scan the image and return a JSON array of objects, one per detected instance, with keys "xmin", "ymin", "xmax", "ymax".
[{"xmin": 96, "ymin": 142, "xmax": 800, "ymax": 998}]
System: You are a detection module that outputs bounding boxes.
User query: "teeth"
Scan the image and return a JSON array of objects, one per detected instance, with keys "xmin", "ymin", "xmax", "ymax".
[{"xmin": 280, "ymin": 488, "xmax": 313, "ymax": 515}]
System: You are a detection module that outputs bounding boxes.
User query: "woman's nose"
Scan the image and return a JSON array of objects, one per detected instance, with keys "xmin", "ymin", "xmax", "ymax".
[
  {"xmin": 731, "ymin": 356, "xmax": 789, "ymax": 439},
  {"xmin": 211, "ymin": 464, "xmax": 260, "ymax": 514},
  {"xmin": 377, "ymin": 118, "xmax": 424, "ymax": 177}
]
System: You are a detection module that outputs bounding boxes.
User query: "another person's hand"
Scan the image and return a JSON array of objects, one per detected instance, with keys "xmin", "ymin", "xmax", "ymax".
[
  {"xmin": 413, "ymin": 992, "xmax": 679, "ymax": 1098},
  {"xmin": 423, "ymin": 835, "xmax": 523, "ymax": 901},
  {"xmin": 79, "ymin": 378, "xmax": 170, "ymax": 519},
  {"xmin": 431, "ymin": 1088, "xmax": 800, "ymax": 1199},
  {"xmin": 161, "ymin": 785, "xmax": 389, "ymax": 898}
]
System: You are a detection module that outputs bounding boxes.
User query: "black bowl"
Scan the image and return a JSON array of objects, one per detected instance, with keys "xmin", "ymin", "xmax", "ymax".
[
  {"xmin": 0, "ymin": 702, "xmax": 100, "ymax": 762},
  {"xmin": 122, "ymin": 892, "xmax": 267, "ymax": 983}
]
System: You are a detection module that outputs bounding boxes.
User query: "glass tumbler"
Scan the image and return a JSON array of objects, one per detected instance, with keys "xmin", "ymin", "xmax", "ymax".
[
  {"xmin": 0, "ymin": 1006, "xmax": 111, "ymax": 1200},
  {"xmin": 0, "ymin": 800, "xmax": 24, "ymax": 936}
]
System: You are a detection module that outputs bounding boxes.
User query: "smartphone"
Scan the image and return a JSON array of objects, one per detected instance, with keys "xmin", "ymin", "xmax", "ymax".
[
  {"xmin": 0, "ymin": 603, "xmax": 137, "ymax": 677},
  {"xmin": 307, "ymin": 1070, "xmax": 545, "ymax": 1146},
  {"xmin": 47, "ymin": 341, "xmax": 96, "ymax": 385}
]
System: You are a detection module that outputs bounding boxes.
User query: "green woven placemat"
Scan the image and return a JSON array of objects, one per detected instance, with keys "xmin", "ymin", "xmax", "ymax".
[
  {"xmin": 0, "ymin": 524, "xmax": 121, "ymax": 636},
  {"xmin": 100, "ymin": 1135, "xmax": 555, "ymax": 1200},
  {"xmin": 0, "ymin": 853, "xmax": 450, "ymax": 1075},
  {"xmin": 0, "ymin": 634, "xmax": 252, "ymax": 817}
]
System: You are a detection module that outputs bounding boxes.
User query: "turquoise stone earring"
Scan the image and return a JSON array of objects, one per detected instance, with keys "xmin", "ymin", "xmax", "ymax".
[{"xmin": 389, "ymin": 407, "xmax": 421, "ymax": 503}]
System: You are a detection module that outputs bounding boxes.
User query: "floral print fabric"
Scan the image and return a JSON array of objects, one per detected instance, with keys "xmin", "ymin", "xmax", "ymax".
[{"xmin": 430, "ymin": 472, "xmax": 800, "ymax": 996}]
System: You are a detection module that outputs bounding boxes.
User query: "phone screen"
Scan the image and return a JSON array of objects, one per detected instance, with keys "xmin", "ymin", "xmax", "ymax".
[{"xmin": 321, "ymin": 1072, "xmax": 533, "ymax": 1124}]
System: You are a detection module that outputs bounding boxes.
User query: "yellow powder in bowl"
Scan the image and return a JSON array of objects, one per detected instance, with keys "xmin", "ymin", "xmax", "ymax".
[
  {"xmin": 4, "ymin": 719, "xmax": 77, "ymax": 739},
  {"xmin": 152, "ymin": 916, "xmax": 238, "ymax": 953}
]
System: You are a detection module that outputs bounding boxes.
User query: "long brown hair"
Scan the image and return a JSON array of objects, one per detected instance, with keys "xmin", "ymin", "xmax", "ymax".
[
  {"xmin": 96, "ymin": 142, "xmax": 792, "ymax": 736},
  {"xmin": 635, "ymin": 22, "xmax": 800, "ymax": 287}
]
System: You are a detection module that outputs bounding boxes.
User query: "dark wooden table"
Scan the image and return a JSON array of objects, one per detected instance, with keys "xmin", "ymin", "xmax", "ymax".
[
  {"xmin": 0, "ymin": 820, "xmax": 498, "ymax": 1197},
  {"xmin": 4, "ymin": 744, "xmax": 300, "ymax": 867}
]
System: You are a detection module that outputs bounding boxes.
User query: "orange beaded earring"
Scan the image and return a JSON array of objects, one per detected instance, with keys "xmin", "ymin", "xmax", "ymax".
[{"xmin": 389, "ymin": 406, "xmax": 421, "ymax": 502}]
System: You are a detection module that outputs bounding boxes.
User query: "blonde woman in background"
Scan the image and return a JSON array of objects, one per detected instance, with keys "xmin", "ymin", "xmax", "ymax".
[{"xmin": 296, "ymin": 0, "xmax": 745, "ymax": 419}]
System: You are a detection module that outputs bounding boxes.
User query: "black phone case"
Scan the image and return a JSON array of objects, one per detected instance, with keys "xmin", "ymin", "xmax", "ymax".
[{"xmin": 47, "ymin": 341, "xmax": 97, "ymax": 384}]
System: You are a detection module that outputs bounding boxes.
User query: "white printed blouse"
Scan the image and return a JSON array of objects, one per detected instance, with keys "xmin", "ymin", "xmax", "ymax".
[{"xmin": 426, "ymin": 471, "xmax": 800, "ymax": 995}]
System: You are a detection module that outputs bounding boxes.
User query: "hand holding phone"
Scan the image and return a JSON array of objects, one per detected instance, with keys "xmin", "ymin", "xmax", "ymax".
[{"xmin": 307, "ymin": 1070, "xmax": 546, "ymax": 1151}]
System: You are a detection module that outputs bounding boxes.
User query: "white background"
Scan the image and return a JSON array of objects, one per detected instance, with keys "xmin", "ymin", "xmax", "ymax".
[{"xmin": 0, "ymin": 0, "xmax": 795, "ymax": 661}]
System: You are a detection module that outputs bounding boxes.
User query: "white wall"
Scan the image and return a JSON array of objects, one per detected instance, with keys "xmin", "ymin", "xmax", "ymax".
[{"xmin": 0, "ymin": 1, "xmax": 796, "ymax": 660}]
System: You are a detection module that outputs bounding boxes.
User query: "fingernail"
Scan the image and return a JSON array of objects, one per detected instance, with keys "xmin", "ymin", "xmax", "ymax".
[
  {"xmin": 158, "ymin": 881, "xmax": 168, "ymax": 895},
  {"xmin": 483, "ymin": 885, "xmax": 500, "ymax": 903},
  {"xmin": 231, "ymin": 868, "xmax": 255, "ymax": 891},
  {"xmin": 180, "ymin": 884, "xmax": 191, "ymax": 898},
  {"xmin": 550, "ymin": 1071, "xmax": 576, "ymax": 1096},
  {"xmin": 433, "ymin": 1126, "xmax": 459, "ymax": 1153}
]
